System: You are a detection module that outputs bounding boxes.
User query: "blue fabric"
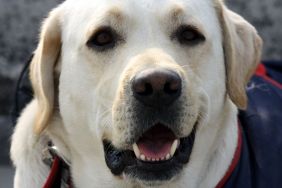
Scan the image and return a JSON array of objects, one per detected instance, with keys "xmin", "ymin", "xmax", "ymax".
[
  {"xmin": 264, "ymin": 60, "xmax": 282, "ymax": 84},
  {"xmin": 224, "ymin": 71, "xmax": 282, "ymax": 188}
]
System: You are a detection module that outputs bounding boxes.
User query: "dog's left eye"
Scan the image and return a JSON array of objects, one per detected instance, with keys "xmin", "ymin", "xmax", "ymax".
[
  {"xmin": 87, "ymin": 27, "xmax": 118, "ymax": 51},
  {"xmin": 173, "ymin": 25, "xmax": 205, "ymax": 45}
]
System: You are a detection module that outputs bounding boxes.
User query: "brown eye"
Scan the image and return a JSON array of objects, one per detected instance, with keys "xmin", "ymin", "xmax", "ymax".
[
  {"xmin": 87, "ymin": 27, "xmax": 118, "ymax": 51},
  {"xmin": 96, "ymin": 32, "xmax": 113, "ymax": 45},
  {"xmin": 182, "ymin": 30, "xmax": 198, "ymax": 41},
  {"xmin": 174, "ymin": 25, "xmax": 205, "ymax": 45}
]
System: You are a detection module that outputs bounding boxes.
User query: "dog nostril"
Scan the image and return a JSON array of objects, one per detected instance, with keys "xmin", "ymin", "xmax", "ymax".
[
  {"xmin": 135, "ymin": 83, "xmax": 153, "ymax": 96},
  {"xmin": 164, "ymin": 80, "xmax": 181, "ymax": 94},
  {"xmin": 132, "ymin": 73, "xmax": 154, "ymax": 96}
]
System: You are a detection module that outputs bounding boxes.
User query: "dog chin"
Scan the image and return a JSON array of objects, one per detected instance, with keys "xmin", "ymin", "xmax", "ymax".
[{"xmin": 135, "ymin": 178, "xmax": 177, "ymax": 187}]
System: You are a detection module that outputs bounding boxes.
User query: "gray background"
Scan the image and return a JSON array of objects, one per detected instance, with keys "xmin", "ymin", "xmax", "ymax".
[{"xmin": 0, "ymin": 0, "xmax": 281, "ymax": 187}]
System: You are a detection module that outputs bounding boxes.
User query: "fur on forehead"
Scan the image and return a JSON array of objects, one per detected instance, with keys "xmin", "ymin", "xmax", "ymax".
[
  {"xmin": 60, "ymin": 0, "xmax": 221, "ymax": 44},
  {"xmin": 61, "ymin": 0, "xmax": 220, "ymax": 22}
]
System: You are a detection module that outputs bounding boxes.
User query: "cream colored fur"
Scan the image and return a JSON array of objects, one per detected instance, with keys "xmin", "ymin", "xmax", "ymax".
[{"xmin": 10, "ymin": 0, "xmax": 262, "ymax": 187}]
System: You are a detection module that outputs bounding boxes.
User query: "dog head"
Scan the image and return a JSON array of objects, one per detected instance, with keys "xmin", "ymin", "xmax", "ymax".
[{"xmin": 30, "ymin": 0, "xmax": 261, "ymax": 186}]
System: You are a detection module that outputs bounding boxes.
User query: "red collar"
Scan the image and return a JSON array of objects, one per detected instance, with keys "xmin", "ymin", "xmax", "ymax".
[
  {"xmin": 215, "ymin": 123, "xmax": 243, "ymax": 188},
  {"xmin": 43, "ymin": 147, "xmax": 72, "ymax": 188}
]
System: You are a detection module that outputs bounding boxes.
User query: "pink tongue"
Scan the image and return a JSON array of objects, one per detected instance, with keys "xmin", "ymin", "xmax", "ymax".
[
  {"xmin": 137, "ymin": 139, "xmax": 173, "ymax": 159},
  {"xmin": 136, "ymin": 124, "xmax": 175, "ymax": 159}
]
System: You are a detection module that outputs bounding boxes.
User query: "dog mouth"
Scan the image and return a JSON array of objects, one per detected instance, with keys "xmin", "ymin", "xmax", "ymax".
[
  {"xmin": 133, "ymin": 124, "xmax": 179, "ymax": 162},
  {"xmin": 103, "ymin": 123, "xmax": 197, "ymax": 182}
]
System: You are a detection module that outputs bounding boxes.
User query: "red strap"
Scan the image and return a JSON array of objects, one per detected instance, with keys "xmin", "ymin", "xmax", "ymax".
[
  {"xmin": 215, "ymin": 123, "xmax": 242, "ymax": 188},
  {"xmin": 43, "ymin": 157, "xmax": 61, "ymax": 188},
  {"xmin": 255, "ymin": 64, "xmax": 282, "ymax": 89}
]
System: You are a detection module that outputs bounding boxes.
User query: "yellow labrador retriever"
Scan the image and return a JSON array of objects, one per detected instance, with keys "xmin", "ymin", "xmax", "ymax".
[{"xmin": 11, "ymin": 0, "xmax": 262, "ymax": 187}]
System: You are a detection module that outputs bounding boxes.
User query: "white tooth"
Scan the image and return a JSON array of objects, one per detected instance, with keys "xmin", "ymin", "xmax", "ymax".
[
  {"xmin": 147, "ymin": 157, "xmax": 151, "ymax": 161},
  {"xmin": 170, "ymin": 139, "xmax": 179, "ymax": 156},
  {"xmin": 177, "ymin": 140, "xmax": 180, "ymax": 148},
  {"xmin": 133, "ymin": 143, "xmax": 140, "ymax": 158},
  {"xmin": 161, "ymin": 156, "xmax": 165, "ymax": 161},
  {"xmin": 156, "ymin": 158, "xmax": 160, "ymax": 161},
  {"xmin": 166, "ymin": 153, "xmax": 171, "ymax": 160},
  {"xmin": 140, "ymin": 154, "xmax": 146, "ymax": 161}
]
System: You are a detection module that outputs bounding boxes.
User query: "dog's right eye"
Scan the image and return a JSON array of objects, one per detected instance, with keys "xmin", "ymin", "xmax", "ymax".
[{"xmin": 87, "ymin": 27, "xmax": 118, "ymax": 51}]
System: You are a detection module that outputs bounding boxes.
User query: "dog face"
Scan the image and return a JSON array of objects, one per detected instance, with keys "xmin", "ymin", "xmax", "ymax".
[{"xmin": 30, "ymin": 0, "xmax": 261, "ymax": 187}]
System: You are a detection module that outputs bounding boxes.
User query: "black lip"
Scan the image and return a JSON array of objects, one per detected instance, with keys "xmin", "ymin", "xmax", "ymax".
[{"xmin": 103, "ymin": 126, "xmax": 196, "ymax": 181}]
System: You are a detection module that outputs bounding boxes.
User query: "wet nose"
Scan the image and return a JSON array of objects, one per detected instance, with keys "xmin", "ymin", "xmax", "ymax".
[{"xmin": 131, "ymin": 69, "xmax": 182, "ymax": 107}]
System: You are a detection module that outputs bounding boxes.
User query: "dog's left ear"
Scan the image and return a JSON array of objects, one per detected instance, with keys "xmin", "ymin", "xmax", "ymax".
[
  {"xmin": 216, "ymin": 2, "xmax": 263, "ymax": 109},
  {"xmin": 30, "ymin": 7, "xmax": 62, "ymax": 134}
]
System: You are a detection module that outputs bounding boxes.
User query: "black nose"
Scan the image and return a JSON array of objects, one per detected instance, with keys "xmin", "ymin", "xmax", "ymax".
[{"xmin": 132, "ymin": 69, "xmax": 182, "ymax": 107}]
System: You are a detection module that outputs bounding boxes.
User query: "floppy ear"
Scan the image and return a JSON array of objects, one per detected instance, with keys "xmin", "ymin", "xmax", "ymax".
[
  {"xmin": 216, "ymin": 2, "xmax": 263, "ymax": 109},
  {"xmin": 30, "ymin": 8, "xmax": 62, "ymax": 134}
]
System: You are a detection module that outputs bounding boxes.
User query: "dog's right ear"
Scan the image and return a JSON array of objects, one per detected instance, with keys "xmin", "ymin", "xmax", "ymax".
[{"xmin": 30, "ymin": 8, "xmax": 62, "ymax": 134}]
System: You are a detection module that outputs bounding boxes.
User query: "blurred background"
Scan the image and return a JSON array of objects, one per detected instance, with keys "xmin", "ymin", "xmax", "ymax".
[{"xmin": 0, "ymin": 0, "xmax": 281, "ymax": 187}]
